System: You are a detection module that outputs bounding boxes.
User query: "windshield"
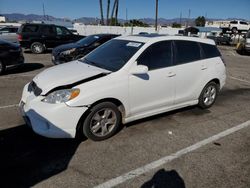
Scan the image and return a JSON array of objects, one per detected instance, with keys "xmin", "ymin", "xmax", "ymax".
[
  {"xmin": 80, "ymin": 39, "xmax": 144, "ymax": 71},
  {"xmin": 77, "ymin": 35, "xmax": 100, "ymax": 46}
]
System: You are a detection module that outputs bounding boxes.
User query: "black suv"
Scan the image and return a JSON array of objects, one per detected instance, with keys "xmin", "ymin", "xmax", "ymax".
[
  {"xmin": 17, "ymin": 23, "xmax": 85, "ymax": 54},
  {"xmin": 52, "ymin": 34, "xmax": 119, "ymax": 65}
]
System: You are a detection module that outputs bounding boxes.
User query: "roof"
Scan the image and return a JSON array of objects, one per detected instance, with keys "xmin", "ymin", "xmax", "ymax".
[
  {"xmin": 115, "ymin": 34, "xmax": 216, "ymax": 45},
  {"xmin": 185, "ymin": 26, "xmax": 222, "ymax": 33}
]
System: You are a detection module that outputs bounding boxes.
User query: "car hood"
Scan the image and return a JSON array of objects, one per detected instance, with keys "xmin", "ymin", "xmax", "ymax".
[
  {"xmin": 52, "ymin": 43, "xmax": 81, "ymax": 55},
  {"xmin": 0, "ymin": 39, "xmax": 20, "ymax": 49},
  {"xmin": 33, "ymin": 60, "xmax": 110, "ymax": 95}
]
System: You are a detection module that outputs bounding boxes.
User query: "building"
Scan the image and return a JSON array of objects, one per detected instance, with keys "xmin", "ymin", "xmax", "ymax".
[{"xmin": 0, "ymin": 15, "xmax": 6, "ymax": 23}]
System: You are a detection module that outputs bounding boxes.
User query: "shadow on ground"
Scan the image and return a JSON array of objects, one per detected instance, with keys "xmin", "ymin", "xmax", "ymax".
[
  {"xmin": 141, "ymin": 169, "xmax": 186, "ymax": 188},
  {"xmin": 0, "ymin": 125, "xmax": 81, "ymax": 187},
  {"xmin": 24, "ymin": 49, "xmax": 52, "ymax": 54},
  {"xmin": 126, "ymin": 87, "xmax": 250, "ymax": 129},
  {"xmin": 5, "ymin": 63, "xmax": 44, "ymax": 75}
]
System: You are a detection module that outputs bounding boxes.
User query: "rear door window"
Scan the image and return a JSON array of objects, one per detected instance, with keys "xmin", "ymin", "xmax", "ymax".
[
  {"xmin": 41, "ymin": 25, "xmax": 55, "ymax": 35},
  {"xmin": 200, "ymin": 43, "xmax": 221, "ymax": 59},
  {"xmin": 174, "ymin": 40, "xmax": 201, "ymax": 65},
  {"xmin": 240, "ymin": 21, "xmax": 248, "ymax": 25},
  {"xmin": 137, "ymin": 41, "xmax": 173, "ymax": 70},
  {"xmin": 23, "ymin": 25, "xmax": 39, "ymax": 33}
]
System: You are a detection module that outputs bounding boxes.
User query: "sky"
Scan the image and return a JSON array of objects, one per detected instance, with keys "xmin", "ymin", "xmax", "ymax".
[{"xmin": 0, "ymin": 0, "xmax": 250, "ymax": 20}]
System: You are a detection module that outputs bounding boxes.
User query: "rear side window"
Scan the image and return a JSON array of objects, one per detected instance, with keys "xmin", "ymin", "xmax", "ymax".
[
  {"xmin": 200, "ymin": 43, "xmax": 221, "ymax": 59},
  {"xmin": 240, "ymin": 21, "xmax": 248, "ymax": 25},
  {"xmin": 138, "ymin": 41, "xmax": 172, "ymax": 70},
  {"xmin": 174, "ymin": 40, "xmax": 201, "ymax": 65},
  {"xmin": 41, "ymin": 26, "xmax": 55, "ymax": 35},
  {"xmin": 22, "ymin": 25, "xmax": 39, "ymax": 33}
]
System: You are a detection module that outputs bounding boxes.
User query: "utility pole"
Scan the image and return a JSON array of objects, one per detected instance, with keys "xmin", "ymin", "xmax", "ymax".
[
  {"xmin": 99, "ymin": 0, "xmax": 104, "ymax": 25},
  {"xmin": 106, "ymin": 0, "xmax": 110, "ymax": 25},
  {"xmin": 42, "ymin": 3, "xmax": 46, "ymax": 21},
  {"xmin": 126, "ymin": 8, "xmax": 128, "ymax": 22},
  {"xmin": 180, "ymin": 11, "xmax": 182, "ymax": 26},
  {"xmin": 155, "ymin": 0, "xmax": 158, "ymax": 31},
  {"xmin": 187, "ymin": 9, "xmax": 191, "ymax": 28}
]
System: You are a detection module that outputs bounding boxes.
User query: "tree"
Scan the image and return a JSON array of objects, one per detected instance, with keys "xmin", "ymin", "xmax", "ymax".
[
  {"xmin": 124, "ymin": 19, "xmax": 149, "ymax": 27},
  {"xmin": 106, "ymin": 0, "xmax": 110, "ymax": 25},
  {"xmin": 172, "ymin": 22, "xmax": 182, "ymax": 28},
  {"xmin": 155, "ymin": 0, "xmax": 158, "ymax": 31},
  {"xmin": 195, "ymin": 16, "xmax": 206, "ymax": 27},
  {"xmin": 99, "ymin": 0, "xmax": 104, "ymax": 25}
]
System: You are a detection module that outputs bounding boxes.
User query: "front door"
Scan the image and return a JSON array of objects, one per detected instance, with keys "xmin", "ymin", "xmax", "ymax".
[{"xmin": 129, "ymin": 41, "xmax": 176, "ymax": 116}]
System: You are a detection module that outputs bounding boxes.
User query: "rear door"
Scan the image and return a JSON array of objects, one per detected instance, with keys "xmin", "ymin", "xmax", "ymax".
[
  {"xmin": 173, "ymin": 40, "xmax": 204, "ymax": 105},
  {"xmin": 40, "ymin": 25, "xmax": 56, "ymax": 48}
]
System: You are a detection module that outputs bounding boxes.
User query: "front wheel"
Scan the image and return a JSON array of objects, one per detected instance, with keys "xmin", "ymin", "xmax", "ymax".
[
  {"xmin": 0, "ymin": 60, "xmax": 6, "ymax": 75},
  {"xmin": 81, "ymin": 102, "xmax": 122, "ymax": 141},
  {"xmin": 198, "ymin": 82, "xmax": 219, "ymax": 109}
]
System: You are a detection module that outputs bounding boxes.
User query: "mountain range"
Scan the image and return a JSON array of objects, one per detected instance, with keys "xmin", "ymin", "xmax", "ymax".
[{"xmin": 1, "ymin": 13, "xmax": 248, "ymax": 26}]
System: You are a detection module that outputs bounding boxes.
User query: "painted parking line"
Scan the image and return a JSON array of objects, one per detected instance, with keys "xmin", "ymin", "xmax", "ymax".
[
  {"xmin": 0, "ymin": 104, "xmax": 19, "ymax": 109},
  {"xmin": 229, "ymin": 76, "xmax": 250, "ymax": 84},
  {"xmin": 94, "ymin": 120, "xmax": 250, "ymax": 188}
]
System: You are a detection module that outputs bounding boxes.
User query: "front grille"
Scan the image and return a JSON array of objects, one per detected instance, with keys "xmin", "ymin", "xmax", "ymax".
[{"xmin": 28, "ymin": 81, "xmax": 42, "ymax": 96}]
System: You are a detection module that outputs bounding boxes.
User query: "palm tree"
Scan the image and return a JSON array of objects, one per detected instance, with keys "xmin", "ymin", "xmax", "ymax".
[
  {"xmin": 99, "ymin": 0, "xmax": 104, "ymax": 25},
  {"xmin": 155, "ymin": 0, "xmax": 158, "ymax": 31},
  {"xmin": 114, "ymin": 0, "xmax": 119, "ymax": 26},
  {"xmin": 106, "ymin": 0, "xmax": 110, "ymax": 25}
]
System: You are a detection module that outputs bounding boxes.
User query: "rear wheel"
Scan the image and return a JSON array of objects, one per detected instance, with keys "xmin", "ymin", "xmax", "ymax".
[
  {"xmin": 31, "ymin": 42, "xmax": 45, "ymax": 54},
  {"xmin": 198, "ymin": 82, "xmax": 219, "ymax": 109},
  {"xmin": 0, "ymin": 60, "xmax": 6, "ymax": 75},
  {"xmin": 81, "ymin": 102, "xmax": 122, "ymax": 141}
]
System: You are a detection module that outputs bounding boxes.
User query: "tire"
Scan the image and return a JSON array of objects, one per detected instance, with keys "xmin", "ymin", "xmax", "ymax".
[
  {"xmin": 81, "ymin": 102, "xmax": 122, "ymax": 141},
  {"xmin": 31, "ymin": 42, "xmax": 45, "ymax": 54},
  {"xmin": 0, "ymin": 60, "xmax": 6, "ymax": 75},
  {"xmin": 232, "ymin": 27, "xmax": 237, "ymax": 33},
  {"xmin": 198, "ymin": 82, "xmax": 219, "ymax": 109}
]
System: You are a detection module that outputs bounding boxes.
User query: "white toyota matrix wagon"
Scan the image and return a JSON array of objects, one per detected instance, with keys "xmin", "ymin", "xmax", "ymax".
[{"xmin": 20, "ymin": 35, "xmax": 226, "ymax": 141}]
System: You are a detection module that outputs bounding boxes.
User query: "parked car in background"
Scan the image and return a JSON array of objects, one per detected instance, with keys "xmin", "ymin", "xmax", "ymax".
[
  {"xmin": 229, "ymin": 20, "xmax": 250, "ymax": 33},
  {"xmin": 236, "ymin": 30, "xmax": 250, "ymax": 54},
  {"xmin": 17, "ymin": 23, "xmax": 85, "ymax": 54},
  {"xmin": 0, "ymin": 26, "xmax": 19, "ymax": 43},
  {"xmin": 207, "ymin": 33, "xmax": 231, "ymax": 45},
  {"xmin": 20, "ymin": 35, "xmax": 226, "ymax": 141},
  {"xmin": 0, "ymin": 39, "xmax": 24, "ymax": 75},
  {"xmin": 52, "ymin": 34, "xmax": 119, "ymax": 65}
]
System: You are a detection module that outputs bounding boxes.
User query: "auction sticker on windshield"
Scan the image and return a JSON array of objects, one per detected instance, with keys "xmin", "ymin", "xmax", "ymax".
[{"xmin": 126, "ymin": 42, "xmax": 142, "ymax": 47}]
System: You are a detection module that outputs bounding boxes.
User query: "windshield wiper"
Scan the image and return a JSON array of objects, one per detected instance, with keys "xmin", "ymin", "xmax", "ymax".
[{"xmin": 80, "ymin": 58, "xmax": 109, "ymax": 71}]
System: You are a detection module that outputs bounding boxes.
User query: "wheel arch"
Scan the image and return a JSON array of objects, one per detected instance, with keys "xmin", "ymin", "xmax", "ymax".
[{"xmin": 75, "ymin": 97, "xmax": 126, "ymax": 138}]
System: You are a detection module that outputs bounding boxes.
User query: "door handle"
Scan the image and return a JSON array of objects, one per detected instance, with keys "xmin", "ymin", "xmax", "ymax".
[
  {"xmin": 167, "ymin": 72, "xmax": 176, "ymax": 77},
  {"xmin": 201, "ymin": 65, "xmax": 207, "ymax": 70}
]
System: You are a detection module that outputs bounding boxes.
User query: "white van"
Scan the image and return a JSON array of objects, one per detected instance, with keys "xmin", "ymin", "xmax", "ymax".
[{"xmin": 20, "ymin": 35, "xmax": 226, "ymax": 141}]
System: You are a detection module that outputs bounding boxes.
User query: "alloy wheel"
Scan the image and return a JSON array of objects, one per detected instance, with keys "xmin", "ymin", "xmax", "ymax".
[{"xmin": 90, "ymin": 108, "xmax": 117, "ymax": 137}]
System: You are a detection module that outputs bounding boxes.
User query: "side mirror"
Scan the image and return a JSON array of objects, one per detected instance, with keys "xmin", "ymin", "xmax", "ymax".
[{"xmin": 130, "ymin": 64, "xmax": 148, "ymax": 75}]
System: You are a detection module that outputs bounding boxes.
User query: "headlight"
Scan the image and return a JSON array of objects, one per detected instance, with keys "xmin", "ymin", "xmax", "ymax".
[
  {"xmin": 61, "ymin": 48, "xmax": 76, "ymax": 55},
  {"xmin": 42, "ymin": 89, "xmax": 80, "ymax": 104}
]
